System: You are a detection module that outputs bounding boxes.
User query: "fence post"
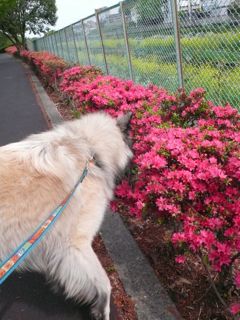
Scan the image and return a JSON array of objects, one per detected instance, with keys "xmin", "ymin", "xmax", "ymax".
[
  {"xmin": 44, "ymin": 37, "xmax": 47, "ymax": 51},
  {"xmin": 120, "ymin": 1, "xmax": 134, "ymax": 81},
  {"xmin": 64, "ymin": 28, "xmax": 71, "ymax": 62},
  {"xmin": 170, "ymin": 0, "xmax": 184, "ymax": 89},
  {"xmin": 47, "ymin": 37, "xmax": 51, "ymax": 52},
  {"xmin": 32, "ymin": 40, "xmax": 37, "ymax": 51},
  {"xmin": 36, "ymin": 39, "xmax": 39, "ymax": 51},
  {"xmin": 53, "ymin": 32, "xmax": 59, "ymax": 56},
  {"xmin": 52, "ymin": 35, "xmax": 56, "ymax": 54},
  {"xmin": 95, "ymin": 9, "xmax": 109, "ymax": 74},
  {"xmin": 48, "ymin": 36, "xmax": 52, "ymax": 53},
  {"xmin": 41, "ymin": 38, "xmax": 43, "ymax": 50},
  {"xmin": 50, "ymin": 35, "xmax": 54, "ymax": 54},
  {"xmin": 45, "ymin": 38, "xmax": 48, "ymax": 51},
  {"xmin": 188, "ymin": 0, "xmax": 192, "ymax": 22},
  {"xmin": 59, "ymin": 31, "xmax": 65, "ymax": 59},
  {"xmin": 81, "ymin": 20, "xmax": 91, "ymax": 65},
  {"xmin": 42, "ymin": 38, "xmax": 45, "ymax": 50},
  {"xmin": 71, "ymin": 25, "xmax": 80, "ymax": 64}
]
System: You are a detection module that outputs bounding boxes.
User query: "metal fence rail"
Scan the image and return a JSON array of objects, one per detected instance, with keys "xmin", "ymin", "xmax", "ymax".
[{"xmin": 33, "ymin": 0, "xmax": 240, "ymax": 109}]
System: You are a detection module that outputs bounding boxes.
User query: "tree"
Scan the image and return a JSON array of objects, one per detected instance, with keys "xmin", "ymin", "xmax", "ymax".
[
  {"xmin": 0, "ymin": 33, "xmax": 11, "ymax": 51},
  {"xmin": 135, "ymin": 0, "xmax": 167, "ymax": 25},
  {"xmin": 0, "ymin": 0, "xmax": 57, "ymax": 50}
]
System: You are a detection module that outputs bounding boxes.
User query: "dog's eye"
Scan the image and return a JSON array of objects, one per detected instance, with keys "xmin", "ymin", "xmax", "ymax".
[
  {"xmin": 124, "ymin": 135, "xmax": 133, "ymax": 149},
  {"xmin": 117, "ymin": 112, "xmax": 133, "ymax": 135}
]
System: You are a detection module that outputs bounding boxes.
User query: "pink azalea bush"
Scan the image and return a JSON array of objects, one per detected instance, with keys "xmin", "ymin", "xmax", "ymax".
[
  {"xmin": 5, "ymin": 46, "xmax": 18, "ymax": 55},
  {"xmin": 60, "ymin": 69, "xmax": 240, "ymax": 303},
  {"xmin": 60, "ymin": 73, "xmax": 170, "ymax": 117},
  {"xmin": 21, "ymin": 50, "xmax": 68, "ymax": 86},
  {"xmin": 60, "ymin": 65, "xmax": 103, "ymax": 89},
  {"xmin": 230, "ymin": 302, "xmax": 240, "ymax": 316},
  {"xmin": 7, "ymin": 48, "xmax": 240, "ymax": 311}
]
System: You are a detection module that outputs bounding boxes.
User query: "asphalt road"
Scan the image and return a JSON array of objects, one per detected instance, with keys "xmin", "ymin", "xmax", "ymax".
[
  {"xmin": 0, "ymin": 54, "xmax": 47, "ymax": 146},
  {"xmin": 0, "ymin": 53, "xmax": 117, "ymax": 320}
]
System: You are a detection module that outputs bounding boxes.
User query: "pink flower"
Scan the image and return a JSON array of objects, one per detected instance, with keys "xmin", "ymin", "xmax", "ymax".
[
  {"xmin": 18, "ymin": 46, "xmax": 240, "ymax": 289},
  {"xmin": 230, "ymin": 302, "xmax": 240, "ymax": 315},
  {"xmin": 175, "ymin": 255, "xmax": 186, "ymax": 264},
  {"xmin": 235, "ymin": 272, "xmax": 240, "ymax": 289},
  {"xmin": 172, "ymin": 233, "xmax": 186, "ymax": 244}
]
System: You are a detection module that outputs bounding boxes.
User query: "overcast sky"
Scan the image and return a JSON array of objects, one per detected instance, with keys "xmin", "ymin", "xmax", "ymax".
[{"xmin": 54, "ymin": 0, "xmax": 118, "ymax": 30}]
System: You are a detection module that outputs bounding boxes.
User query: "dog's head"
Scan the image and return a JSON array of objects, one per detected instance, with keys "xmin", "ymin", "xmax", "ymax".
[{"xmin": 67, "ymin": 112, "xmax": 133, "ymax": 178}]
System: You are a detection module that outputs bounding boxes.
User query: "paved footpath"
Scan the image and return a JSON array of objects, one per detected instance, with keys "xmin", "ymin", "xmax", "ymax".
[{"xmin": 0, "ymin": 53, "xmax": 117, "ymax": 320}]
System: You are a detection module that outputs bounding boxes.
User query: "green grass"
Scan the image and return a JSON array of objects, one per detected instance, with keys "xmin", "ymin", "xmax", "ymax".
[
  {"xmin": 81, "ymin": 52, "xmax": 240, "ymax": 109},
  {"xmin": 46, "ymin": 29, "xmax": 240, "ymax": 110}
]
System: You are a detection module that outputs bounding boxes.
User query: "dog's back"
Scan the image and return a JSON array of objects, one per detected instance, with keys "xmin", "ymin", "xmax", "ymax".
[{"xmin": 0, "ymin": 112, "xmax": 132, "ymax": 320}]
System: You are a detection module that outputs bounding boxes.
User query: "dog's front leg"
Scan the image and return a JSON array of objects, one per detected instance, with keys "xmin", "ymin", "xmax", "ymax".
[{"xmin": 49, "ymin": 243, "xmax": 111, "ymax": 320}]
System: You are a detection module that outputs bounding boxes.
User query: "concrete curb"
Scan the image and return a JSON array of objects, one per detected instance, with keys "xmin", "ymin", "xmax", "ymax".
[
  {"xmin": 101, "ymin": 213, "xmax": 183, "ymax": 320},
  {"xmin": 25, "ymin": 64, "xmax": 183, "ymax": 320},
  {"xmin": 31, "ymin": 76, "xmax": 63, "ymax": 125},
  {"xmin": 27, "ymin": 70, "xmax": 63, "ymax": 126}
]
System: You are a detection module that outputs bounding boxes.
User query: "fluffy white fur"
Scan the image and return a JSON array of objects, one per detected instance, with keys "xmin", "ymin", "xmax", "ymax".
[{"xmin": 0, "ymin": 112, "xmax": 133, "ymax": 320}]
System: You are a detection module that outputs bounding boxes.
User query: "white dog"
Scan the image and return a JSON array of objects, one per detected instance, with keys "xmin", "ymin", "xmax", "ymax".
[{"xmin": 0, "ymin": 112, "xmax": 133, "ymax": 320}]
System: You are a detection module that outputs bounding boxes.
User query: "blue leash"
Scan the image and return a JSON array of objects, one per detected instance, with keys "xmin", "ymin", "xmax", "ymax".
[{"xmin": 0, "ymin": 160, "xmax": 90, "ymax": 285}]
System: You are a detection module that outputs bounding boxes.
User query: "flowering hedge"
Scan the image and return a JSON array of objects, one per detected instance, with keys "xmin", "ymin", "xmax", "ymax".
[
  {"xmin": 6, "ymin": 47, "xmax": 240, "ymax": 313},
  {"xmin": 5, "ymin": 46, "xmax": 18, "ymax": 55},
  {"xmin": 60, "ymin": 67, "xmax": 240, "ymax": 314}
]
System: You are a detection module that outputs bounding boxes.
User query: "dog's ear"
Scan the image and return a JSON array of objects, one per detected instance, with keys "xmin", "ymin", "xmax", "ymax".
[{"xmin": 117, "ymin": 112, "xmax": 133, "ymax": 134}]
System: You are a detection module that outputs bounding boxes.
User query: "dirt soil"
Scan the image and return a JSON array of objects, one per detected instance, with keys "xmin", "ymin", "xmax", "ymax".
[
  {"xmin": 93, "ymin": 236, "xmax": 137, "ymax": 320},
  {"xmin": 43, "ymin": 86, "xmax": 238, "ymax": 320},
  {"xmin": 120, "ymin": 214, "xmax": 235, "ymax": 320}
]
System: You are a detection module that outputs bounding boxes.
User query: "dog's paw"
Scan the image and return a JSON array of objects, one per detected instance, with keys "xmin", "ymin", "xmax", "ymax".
[
  {"xmin": 90, "ymin": 288, "xmax": 110, "ymax": 320},
  {"xmin": 90, "ymin": 301, "xmax": 110, "ymax": 320},
  {"xmin": 90, "ymin": 311, "xmax": 103, "ymax": 320},
  {"xmin": 90, "ymin": 309, "xmax": 109, "ymax": 320}
]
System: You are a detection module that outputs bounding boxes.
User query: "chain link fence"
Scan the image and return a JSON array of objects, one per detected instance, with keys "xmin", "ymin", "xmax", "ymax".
[
  {"xmin": 179, "ymin": 0, "xmax": 240, "ymax": 106},
  {"xmin": 33, "ymin": 0, "xmax": 240, "ymax": 109}
]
